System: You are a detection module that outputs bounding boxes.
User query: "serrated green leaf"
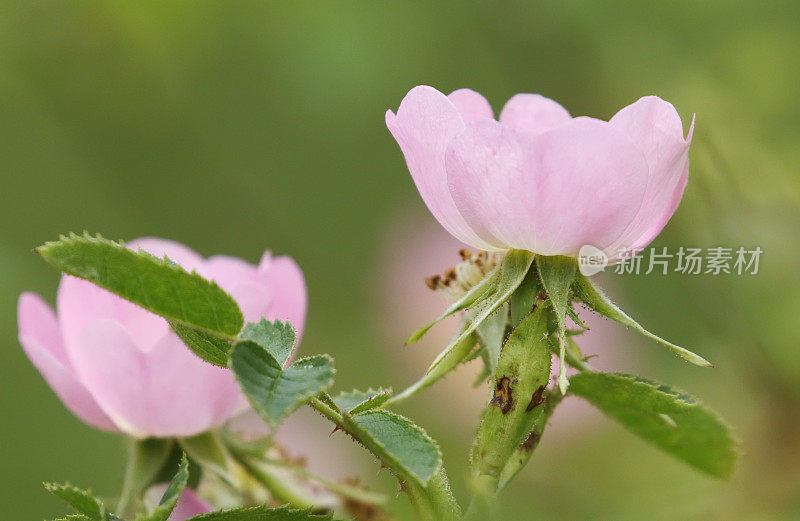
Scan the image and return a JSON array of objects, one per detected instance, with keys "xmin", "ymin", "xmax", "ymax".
[
  {"xmin": 231, "ymin": 341, "xmax": 335, "ymax": 427},
  {"xmin": 239, "ymin": 319, "xmax": 297, "ymax": 368},
  {"xmin": 572, "ymin": 273, "xmax": 712, "ymax": 367},
  {"xmin": 45, "ymin": 482, "xmax": 106, "ymax": 520},
  {"xmin": 315, "ymin": 391, "xmax": 340, "ymax": 411},
  {"xmin": 569, "ymin": 372, "xmax": 737, "ymax": 478},
  {"xmin": 307, "ymin": 398, "xmax": 455, "ymax": 516},
  {"xmin": 332, "ymin": 388, "xmax": 392, "ymax": 415},
  {"xmin": 186, "ymin": 506, "xmax": 335, "ymax": 521},
  {"xmin": 169, "ymin": 322, "xmax": 234, "ymax": 367},
  {"xmin": 137, "ymin": 454, "xmax": 189, "ymax": 521},
  {"xmin": 390, "ymin": 250, "xmax": 534, "ymax": 404},
  {"xmin": 536, "ymin": 255, "xmax": 577, "ymax": 394},
  {"xmin": 348, "ymin": 410, "xmax": 441, "ymax": 485},
  {"xmin": 36, "ymin": 234, "xmax": 244, "ymax": 366}
]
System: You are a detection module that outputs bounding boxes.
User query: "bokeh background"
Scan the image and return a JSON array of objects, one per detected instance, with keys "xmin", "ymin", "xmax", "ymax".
[{"xmin": 1, "ymin": 1, "xmax": 798, "ymax": 519}]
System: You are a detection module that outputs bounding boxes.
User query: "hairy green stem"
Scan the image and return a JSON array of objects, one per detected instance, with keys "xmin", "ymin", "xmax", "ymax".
[
  {"xmin": 463, "ymin": 474, "xmax": 499, "ymax": 521},
  {"xmin": 116, "ymin": 438, "xmax": 173, "ymax": 515},
  {"xmin": 230, "ymin": 452, "xmax": 317, "ymax": 509},
  {"xmin": 255, "ymin": 456, "xmax": 388, "ymax": 505}
]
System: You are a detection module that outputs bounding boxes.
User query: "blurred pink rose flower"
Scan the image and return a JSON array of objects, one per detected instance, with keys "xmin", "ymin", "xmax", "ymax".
[
  {"xmin": 386, "ymin": 85, "xmax": 694, "ymax": 260},
  {"xmin": 17, "ymin": 237, "xmax": 306, "ymax": 438},
  {"xmin": 145, "ymin": 485, "xmax": 211, "ymax": 520}
]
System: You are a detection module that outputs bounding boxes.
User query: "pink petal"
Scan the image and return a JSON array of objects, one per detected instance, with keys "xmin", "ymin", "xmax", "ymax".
[
  {"xmin": 146, "ymin": 485, "xmax": 211, "ymax": 520},
  {"xmin": 447, "ymin": 88, "xmax": 494, "ymax": 124},
  {"xmin": 446, "ymin": 117, "xmax": 649, "ymax": 256},
  {"xmin": 499, "ymin": 93, "xmax": 572, "ymax": 134},
  {"xmin": 607, "ymin": 96, "xmax": 692, "ymax": 257},
  {"xmin": 70, "ymin": 320, "xmax": 243, "ymax": 438},
  {"xmin": 57, "ymin": 275, "xmax": 167, "ymax": 354},
  {"xmin": 386, "ymin": 85, "xmax": 499, "ymax": 250},
  {"xmin": 227, "ymin": 282, "xmax": 271, "ymax": 323},
  {"xmin": 167, "ymin": 489, "xmax": 211, "ymax": 520},
  {"xmin": 17, "ymin": 293, "xmax": 117, "ymax": 432},
  {"xmin": 19, "ymin": 292, "xmax": 68, "ymax": 365},
  {"xmin": 259, "ymin": 254, "xmax": 307, "ymax": 352},
  {"xmin": 199, "ymin": 255, "xmax": 258, "ymax": 292},
  {"xmin": 143, "ymin": 334, "xmax": 245, "ymax": 437}
]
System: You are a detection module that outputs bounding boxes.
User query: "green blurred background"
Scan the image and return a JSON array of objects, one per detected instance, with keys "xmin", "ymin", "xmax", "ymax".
[{"xmin": 1, "ymin": 1, "xmax": 798, "ymax": 519}]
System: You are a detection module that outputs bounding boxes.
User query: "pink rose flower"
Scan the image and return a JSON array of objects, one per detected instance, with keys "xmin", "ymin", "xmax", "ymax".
[
  {"xmin": 145, "ymin": 485, "xmax": 211, "ymax": 521},
  {"xmin": 386, "ymin": 86, "xmax": 694, "ymax": 260},
  {"xmin": 17, "ymin": 238, "xmax": 306, "ymax": 438}
]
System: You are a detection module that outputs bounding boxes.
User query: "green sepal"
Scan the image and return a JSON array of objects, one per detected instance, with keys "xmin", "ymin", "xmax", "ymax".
[
  {"xmin": 427, "ymin": 250, "xmax": 534, "ymax": 372},
  {"xmin": 36, "ymin": 233, "xmax": 243, "ymax": 366},
  {"xmin": 566, "ymin": 305, "xmax": 587, "ymax": 330},
  {"xmin": 390, "ymin": 250, "xmax": 534, "ymax": 404},
  {"xmin": 231, "ymin": 340, "xmax": 335, "ymax": 427},
  {"xmin": 406, "ymin": 260, "xmax": 503, "ymax": 344},
  {"xmin": 536, "ymin": 255, "xmax": 577, "ymax": 393},
  {"xmin": 45, "ymin": 482, "xmax": 107, "ymax": 520},
  {"xmin": 151, "ymin": 443, "xmax": 202, "ymax": 491},
  {"xmin": 508, "ymin": 263, "xmax": 541, "ymax": 326},
  {"xmin": 572, "ymin": 273, "xmax": 712, "ymax": 367},
  {"xmin": 547, "ymin": 334, "xmax": 592, "ymax": 372},
  {"xmin": 569, "ymin": 372, "xmax": 737, "ymax": 478},
  {"xmin": 136, "ymin": 454, "xmax": 189, "ymax": 521},
  {"xmin": 331, "ymin": 388, "xmax": 392, "ymax": 414}
]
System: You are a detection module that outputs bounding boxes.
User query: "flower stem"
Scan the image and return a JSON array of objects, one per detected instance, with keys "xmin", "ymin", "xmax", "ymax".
[
  {"xmin": 255, "ymin": 456, "xmax": 388, "ymax": 506},
  {"xmin": 230, "ymin": 452, "xmax": 317, "ymax": 509},
  {"xmin": 115, "ymin": 438, "xmax": 173, "ymax": 515},
  {"xmin": 464, "ymin": 474, "xmax": 500, "ymax": 521}
]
